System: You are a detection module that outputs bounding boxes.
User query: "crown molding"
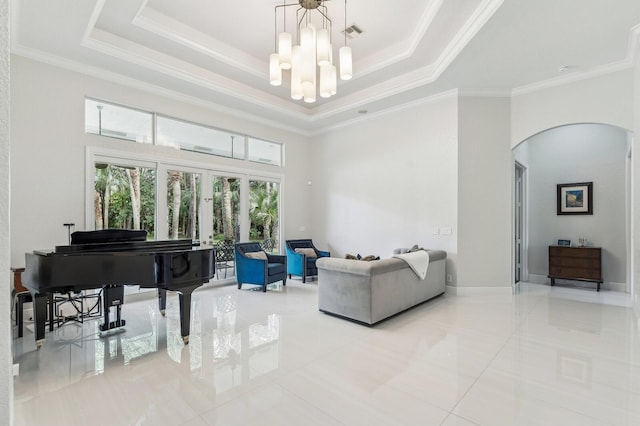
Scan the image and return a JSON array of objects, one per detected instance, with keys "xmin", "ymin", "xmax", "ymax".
[
  {"xmin": 131, "ymin": 3, "xmax": 265, "ymax": 79},
  {"xmin": 458, "ymin": 88, "xmax": 512, "ymax": 97},
  {"xmin": 78, "ymin": 0, "xmax": 502, "ymax": 124},
  {"xmin": 429, "ymin": 0, "xmax": 504, "ymax": 79},
  {"xmin": 82, "ymin": 27, "xmax": 312, "ymax": 118},
  {"xmin": 513, "ymin": 24, "xmax": 640, "ymax": 97},
  {"xmin": 314, "ymin": 89, "xmax": 459, "ymax": 135},
  {"xmin": 354, "ymin": 0, "xmax": 445, "ymax": 78},
  {"xmin": 11, "ymin": 43, "xmax": 313, "ymax": 137}
]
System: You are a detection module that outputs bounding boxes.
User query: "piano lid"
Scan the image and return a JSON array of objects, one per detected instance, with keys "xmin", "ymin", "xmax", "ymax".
[{"xmin": 54, "ymin": 239, "xmax": 201, "ymax": 254}]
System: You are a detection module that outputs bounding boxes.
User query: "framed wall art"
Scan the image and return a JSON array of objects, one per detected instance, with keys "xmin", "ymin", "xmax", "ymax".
[{"xmin": 557, "ymin": 182, "xmax": 593, "ymax": 215}]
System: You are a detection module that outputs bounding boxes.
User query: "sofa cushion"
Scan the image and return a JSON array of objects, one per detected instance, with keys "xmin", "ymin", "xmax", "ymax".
[
  {"xmin": 295, "ymin": 247, "xmax": 317, "ymax": 258},
  {"xmin": 267, "ymin": 262, "xmax": 285, "ymax": 276},
  {"xmin": 245, "ymin": 251, "xmax": 268, "ymax": 260}
]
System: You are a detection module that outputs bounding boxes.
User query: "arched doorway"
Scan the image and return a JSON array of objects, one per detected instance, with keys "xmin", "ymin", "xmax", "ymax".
[{"xmin": 512, "ymin": 123, "xmax": 632, "ymax": 293}]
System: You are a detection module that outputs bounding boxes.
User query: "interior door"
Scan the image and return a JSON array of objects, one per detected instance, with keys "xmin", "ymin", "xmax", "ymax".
[{"xmin": 514, "ymin": 162, "xmax": 525, "ymax": 283}]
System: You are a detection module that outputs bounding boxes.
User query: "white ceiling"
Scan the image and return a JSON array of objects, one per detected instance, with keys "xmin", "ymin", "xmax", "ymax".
[{"xmin": 10, "ymin": 0, "xmax": 640, "ymax": 135}]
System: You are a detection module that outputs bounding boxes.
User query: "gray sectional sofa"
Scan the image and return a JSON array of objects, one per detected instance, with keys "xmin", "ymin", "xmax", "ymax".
[{"xmin": 316, "ymin": 250, "xmax": 447, "ymax": 325}]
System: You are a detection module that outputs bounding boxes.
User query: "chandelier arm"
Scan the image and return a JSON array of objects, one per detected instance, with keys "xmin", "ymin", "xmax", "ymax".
[
  {"xmin": 316, "ymin": 7, "xmax": 332, "ymax": 29},
  {"xmin": 344, "ymin": 0, "xmax": 347, "ymax": 47}
]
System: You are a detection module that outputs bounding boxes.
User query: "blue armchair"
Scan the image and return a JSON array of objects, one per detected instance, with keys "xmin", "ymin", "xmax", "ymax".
[
  {"xmin": 235, "ymin": 242, "xmax": 287, "ymax": 292},
  {"xmin": 285, "ymin": 239, "xmax": 330, "ymax": 283}
]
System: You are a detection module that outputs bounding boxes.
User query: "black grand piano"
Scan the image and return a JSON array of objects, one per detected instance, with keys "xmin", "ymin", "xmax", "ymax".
[{"xmin": 23, "ymin": 229, "xmax": 215, "ymax": 348}]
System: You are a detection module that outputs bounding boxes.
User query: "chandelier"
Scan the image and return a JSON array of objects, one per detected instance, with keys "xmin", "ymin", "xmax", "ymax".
[{"xmin": 269, "ymin": 0, "xmax": 353, "ymax": 103}]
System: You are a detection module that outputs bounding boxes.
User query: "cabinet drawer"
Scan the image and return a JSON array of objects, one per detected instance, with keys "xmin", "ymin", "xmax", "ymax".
[
  {"xmin": 549, "ymin": 267, "xmax": 602, "ymax": 281},
  {"xmin": 549, "ymin": 247, "xmax": 600, "ymax": 258},
  {"xmin": 549, "ymin": 257, "xmax": 601, "ymax": 269}
]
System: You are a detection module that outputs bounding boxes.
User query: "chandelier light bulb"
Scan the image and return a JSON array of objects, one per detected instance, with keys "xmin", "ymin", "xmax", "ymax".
[
  {"xmin": 269, "ymin": 53, "xmax": 282, "ymax": 86},
  {"xmin": 291, "ymin": 45, "xmax": 303, "ymax": 100},
  {"xmin": 278, "ymin": 32, "xmax": 292, "ymax": 69},
  {"xmin": 303, "ymin": 79, "xmax": 317, "ymax": 103},
  {"xmin": 300, "ymin": 25, "xmax": 316, "ymax": 89},
  {"xmin": 316, "ymin": 28, "xmax": 331, "ymax": 66},
  {"xmin": 339, "ymin": 46, "xmax": 352, "ymax": 80},
  {"xmin": 319, "ymin": 64, "xmax": 332, "ymax": 98},
  {"xmin": 329, "ymin": 64, "xmax": 337, "ymax": 95}
]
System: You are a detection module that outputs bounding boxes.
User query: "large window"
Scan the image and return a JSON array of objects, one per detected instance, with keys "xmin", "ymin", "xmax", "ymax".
[
  {"xmin": 85, "ymin": 98, "xmax": 153, "ymax": 143},
  {"xmin": 85, "ymin": 98, "xmax": 283, "ymax": 167},
  {"xmin": 248, "ymin": 138, "xmax": 283, "ymax": 166},
  {"xmin": 157, "ymin": 116, "xmax": 244, "ymax": 160}
]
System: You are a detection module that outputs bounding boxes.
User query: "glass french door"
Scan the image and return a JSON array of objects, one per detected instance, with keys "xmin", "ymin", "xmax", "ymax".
[
  {"xmin": 204, "ymin": 173, "xmax": 243, "ymax": 281},
  {"xmin": 89, "ymin": 150, "xmax": 283, "ymax": 285},
  {"xmin": 93, "ymin": 159, "xmax": 157, "ymax": 238},
  {"xmin": 165, "ymin": 169, "xmax": 201, "ymax": 241},
  {"xmin": 249, "ymin": 179, "xmax": 280, "ymax": 253}
]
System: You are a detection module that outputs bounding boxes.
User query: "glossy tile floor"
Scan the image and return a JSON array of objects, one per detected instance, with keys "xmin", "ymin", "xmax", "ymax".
[{"xmin": 12, "ymin": 281, "xmax": 640, "ymax": 426}]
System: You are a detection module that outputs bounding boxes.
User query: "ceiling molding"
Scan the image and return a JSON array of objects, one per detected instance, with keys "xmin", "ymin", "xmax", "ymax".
[
  {"xmin": 313, "ymin": 88, "xmax": 459, "ymax": 135},
  {"xmin": 429, "ymin": 0, "xmax": 504, "ymax": 79},
  {"xmin": 458, "ymin": 88, "xmax": 512, "ymax": 97},
  {"xmin": 511, "ymin": 61, "xmax": 634, "ymax": 97},
  {"xmin": 82, "ymin": 28, "xmax": 313, "ymax": 119},
  {"xmin": 354, "ymin": 0, "xmax": 445, "ymax": 78},
  {"xmin": 11, "ymin": 43, "xmax": 312, "ymax": 137},
  {"xmin": 513, "ymin": 24, "xmax": 640, "ymax": 97},
  {"xmin": 131, "ymin": 3, "xmax": 265, "ymax": 79},
  {"xmin": 78, "ymin": 0, "xmax": 503, "ymax": 123}
]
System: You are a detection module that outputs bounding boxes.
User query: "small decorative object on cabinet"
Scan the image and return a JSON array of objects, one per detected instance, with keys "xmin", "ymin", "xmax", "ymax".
[{"xmin": 548, "ymin": 245, "xmax": 602, "ymax": 291}]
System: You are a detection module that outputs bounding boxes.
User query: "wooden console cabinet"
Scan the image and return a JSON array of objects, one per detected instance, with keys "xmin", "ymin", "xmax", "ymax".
[{"xmin": 548, "ymin": 246, "xmax": 603, "ymax": 291}]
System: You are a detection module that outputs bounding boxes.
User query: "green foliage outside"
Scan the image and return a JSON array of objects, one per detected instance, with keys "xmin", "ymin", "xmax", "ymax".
[{"xmin": 95, "ymin": 165, "xmax": 279, "ymax": 247}]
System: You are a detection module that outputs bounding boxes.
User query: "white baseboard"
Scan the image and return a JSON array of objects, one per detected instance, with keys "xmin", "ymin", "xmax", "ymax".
[
  {"xmin": 526, "ymin": 274, "xmax": 627, "ymax": 293},
  {"xmin": 527, "ymin": 274, "xmax": 548, "ymax": 284}
]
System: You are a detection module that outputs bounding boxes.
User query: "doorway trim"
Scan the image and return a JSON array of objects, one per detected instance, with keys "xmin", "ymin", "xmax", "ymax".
[{"xmin": 514, "ymin": 161, "xmax": 527, "ymax": 285}]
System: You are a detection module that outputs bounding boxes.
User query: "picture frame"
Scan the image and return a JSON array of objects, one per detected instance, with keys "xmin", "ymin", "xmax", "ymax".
[
  {"xmin": 557, "ymin": 239, "xmax": 571, "ymax": 246},
  {"xmin": 557, "ymin": 182, "xmax": 593, "ymax": 215}
]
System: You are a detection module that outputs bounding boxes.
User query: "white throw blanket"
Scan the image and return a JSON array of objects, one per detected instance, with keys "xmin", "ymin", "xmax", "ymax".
[{"xmin": 392, "ymin": 250, "xmax": 430, "ymax": 280}]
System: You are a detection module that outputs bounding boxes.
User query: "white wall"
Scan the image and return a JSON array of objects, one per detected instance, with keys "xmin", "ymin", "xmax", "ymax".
[
  {"xmin": 512, "ymin": 69, "xmax": 635, "ymax": 146},
  {"xmin": 520, "ymin": 124, "xmax": 628, "ymax": 287},
  {"xmin": 310, "ymin": 95, "xmax": 459, "ymax": 281},
  {"xmin": 457, "ymin": 96, "xmax": 512, "ymax": 287},
  {"xmin": 10, "ymin": 56, "xmax": 312, "ymax": 266},
  {"xmin": 0, "ymin": 0, "xmax": 13, "ymax": 423}
]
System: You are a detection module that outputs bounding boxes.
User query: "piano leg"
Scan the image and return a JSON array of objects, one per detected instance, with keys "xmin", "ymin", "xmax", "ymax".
[
  {"xmin": 178, "ymin": 284, "xmax": 201, "ymax": 345},
  {"xmin": 158, "ymin": 289, "xmax": 167, "ymax": 316},
  {"xmin": 33, "ymin": 293, "xmax": 48, "ymax": 349}
]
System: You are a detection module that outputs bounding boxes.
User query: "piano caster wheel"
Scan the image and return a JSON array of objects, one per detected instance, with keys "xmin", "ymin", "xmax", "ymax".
[
  {"xmin": 160, "ymin": 310, "xmax": 166, "ymax": 317},
  {"xmin": 35, "ymin": 339, "xmax": 44, "ymax": 349},
  {"xmin": 182, "ymin": 335, "xmax": 189, "ymax": 345}
]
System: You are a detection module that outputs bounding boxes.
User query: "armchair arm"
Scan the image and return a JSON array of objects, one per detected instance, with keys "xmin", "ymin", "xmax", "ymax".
[
  {"xmin": 285, "ymin": 245, "xmax": 305, "ymax": 276},
  {"xmin": 266, "ymin": 254, "xmax": 287, "ymax": 264},
  {"xmin": 236, "ymin": 254, "xmax": 267, "ymax": 284}
]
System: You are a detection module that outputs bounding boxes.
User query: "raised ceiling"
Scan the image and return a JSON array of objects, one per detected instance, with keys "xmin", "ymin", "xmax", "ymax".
[{"xmin": 11, "ymin": 0, "xmax": 640, "ymax": 134}]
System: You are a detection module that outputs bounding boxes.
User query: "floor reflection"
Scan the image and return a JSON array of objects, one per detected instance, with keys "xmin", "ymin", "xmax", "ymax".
[{"xmin": 14, "ymin": 283, "xmax": 640, "ymax": 426}]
